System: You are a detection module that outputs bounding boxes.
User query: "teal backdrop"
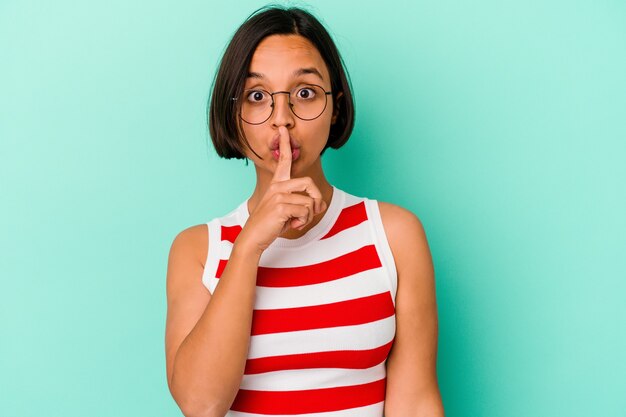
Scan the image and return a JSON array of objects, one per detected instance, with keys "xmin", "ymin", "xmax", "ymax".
[{"xmin": 1, "ymin": 0, "xmax": 624, "ymax": 416}]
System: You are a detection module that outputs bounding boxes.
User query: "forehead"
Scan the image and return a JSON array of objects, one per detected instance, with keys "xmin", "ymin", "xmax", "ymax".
[{"xmin": 247, "ymin": 34, "xmax": 330, "ymax": 84}]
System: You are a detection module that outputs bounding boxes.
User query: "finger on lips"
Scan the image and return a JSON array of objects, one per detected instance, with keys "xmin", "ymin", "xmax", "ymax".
[
  {"xmin": 270, "ymin": 127, "xmax": 326, "ymax": 229},
  {"xmin": 272, "ymin": 126, "xmax": 292, "ymax": 183}
]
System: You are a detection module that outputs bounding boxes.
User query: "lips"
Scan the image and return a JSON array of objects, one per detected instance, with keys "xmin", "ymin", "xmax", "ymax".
[
  {"xmin": 272, "ymin": 148, "xmax": 300, "ymax": 161},
  {"xmin": 269, "ymin": 132, "xmax": 301, "ymax": 151}
]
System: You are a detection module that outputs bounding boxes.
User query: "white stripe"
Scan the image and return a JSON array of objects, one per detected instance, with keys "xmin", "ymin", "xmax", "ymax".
[
  {"xmin": 220, "ymin": 219, "xmax": 373, "ymax": 266},
  {"xmin": 203, "ymin": 266, "xmax": 391, "ymax": 305},
  {"xmin": 239, "ymin": 362, "xmax": 386, "ymax": 390},
  {"xmin": 225, "ymin": 401, "xmax": 384, "ymax": 417},
  {"xmin": 343, "ymin": 192, "xmax": 367, "ymax": 206},
  {"xmin": 218, "ymin": 208, "xmax": 240, "ymax": 227},
  {"xmin": 254, "ymin": 267, "xmax": 391, "ymax": 309},
  {"xmin": 248, "ymin": 316, "xmax": 396, "ymax": 359},
  {"xmin": 202, "ymin": 219, "xmax": 222, "ymax": 295},
  {"xmin": 364, "ymin": 199, "xmax": 398, "ymax": 305}
]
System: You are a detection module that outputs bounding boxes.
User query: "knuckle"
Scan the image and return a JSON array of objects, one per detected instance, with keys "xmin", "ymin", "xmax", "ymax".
[{"xmin": 277, "ymin": 204, "xmax": 288, "ymax": 215}]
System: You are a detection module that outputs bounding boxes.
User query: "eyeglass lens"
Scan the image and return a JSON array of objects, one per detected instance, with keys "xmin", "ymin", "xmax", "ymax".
[{"xmin": 239, "ymin": 85, "xmax": 328, "ymax": 124}]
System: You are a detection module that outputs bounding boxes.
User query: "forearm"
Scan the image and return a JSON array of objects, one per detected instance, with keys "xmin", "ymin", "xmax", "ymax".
[
  {"xmin": 384, "ymin": 387, "xmax": 445, "ymax": 417},
  {"xmin": 170, "ymin": 239, "xmax": 261, "ymax": 417},
  {"xmin": 414, "ymin": 391, "xmax": 445, "ymax": 417}
]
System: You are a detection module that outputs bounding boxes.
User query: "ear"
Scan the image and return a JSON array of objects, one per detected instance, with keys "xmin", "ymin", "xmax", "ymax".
[{"xmin": 331, "ymin": 91, "xmax": 344, "ymax": 125}]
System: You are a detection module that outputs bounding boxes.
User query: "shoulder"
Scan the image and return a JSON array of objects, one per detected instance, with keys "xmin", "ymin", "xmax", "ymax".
[
  {"xmin": 374, "ymin": 202, "xmax": 441, "ymax": 407},
  {"xmin": 375, "ymin": 201, "xmax": 431, "ymax": 275},
  {"xmin": 376, "ymin": 201, "xmax": 424, "ymax": 235},
  {"xmin": 165, "ymin": 224, "xmax": 212, "ymax": 390},
  {"xmin": 169, "ymin": 223, "xmax": 209, "ymax": 268},
  {"xmin": 376, "ymin": 201, "xmax": 427, "ymax": 247}
]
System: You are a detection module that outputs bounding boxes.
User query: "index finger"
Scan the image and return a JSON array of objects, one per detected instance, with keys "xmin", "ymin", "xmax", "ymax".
[{"xmin": 271, "ymin": 126, "xmax": 292, "ymax": 183}]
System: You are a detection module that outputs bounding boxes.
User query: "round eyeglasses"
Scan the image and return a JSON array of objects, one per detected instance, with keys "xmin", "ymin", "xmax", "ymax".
[{"xmin": 231, "ymin": 84, "xmax": 333, "ymax": 125}]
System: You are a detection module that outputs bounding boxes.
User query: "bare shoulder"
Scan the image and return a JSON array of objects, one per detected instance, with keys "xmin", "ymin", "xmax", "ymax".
[
  {"xmin": 376, "ymin": 202, "xmax": 443, "ymax": 412},
  {"xmin": 166, "ymin": 222, "xmax": 211, "ymax": 303},
  {"xmin": 376, "ymin": 201, "xmax": 432, "ymax": 275},
  {"xmin": 169, "ymin": 223, "xmax": 209, "ymax": 268},
  {"xmin": 165, "ymin": 223, "xmax": 211, "ymax": 389},
  {"xmin": 377, "ymin": 201, "xmax": 424, "ymax": 236}
]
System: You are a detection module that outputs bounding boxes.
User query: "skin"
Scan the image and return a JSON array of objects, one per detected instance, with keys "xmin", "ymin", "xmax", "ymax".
[
  {"xmin": 239, "ymin": 34, "xmax": 342, "ymax": 239},
  {"xmin": 166, "ymin": 33, "xmax": 445, "ymax": 415}
]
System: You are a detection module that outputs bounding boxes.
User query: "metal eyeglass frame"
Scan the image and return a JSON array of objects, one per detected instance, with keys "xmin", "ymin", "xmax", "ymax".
[{"xmin": 230, "ymin": 83, "xmax": 333, "ymax": 125}]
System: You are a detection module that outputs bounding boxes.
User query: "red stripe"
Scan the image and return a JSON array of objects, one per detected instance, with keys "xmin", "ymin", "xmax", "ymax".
[
  {"xmin": 215, "ymin": 258, "xmax": 227, "ymax": 279},
  {"xmin": 215, "ymin": 244, "xmax": 381, "ymax": 283},
  {"xmin": 322, "ymin": 201, "xmax": 368, "ymax": 240},
  {"xmin": 221, "ymin": 224, "xmax": 241, "ymax": 243},
  {"xmin": 258, "ymin": 244, "xmax": 381, "ymax": 286},
  {"xmin": 245, "ymin": 339, "xmax": 395, "ymax": 374},
  {"xmin": 220, "ymin": 201, "xmax": 367, "ymax": 245},
  {"xmin": 251, "ymin": 291, "xmax": 395, "ymax": 335},
  {"xmin": 230, "ymin": 377, "xmax": 386, "ymax": 414}
]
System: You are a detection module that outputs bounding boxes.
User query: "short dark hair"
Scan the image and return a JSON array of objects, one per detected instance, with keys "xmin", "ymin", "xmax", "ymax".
[{"xmin": 207, "ymin": 4, "xmax": 355, "ymax": 161}]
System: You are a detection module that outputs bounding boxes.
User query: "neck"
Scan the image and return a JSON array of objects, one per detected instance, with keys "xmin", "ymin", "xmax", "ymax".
[{"xmin": 247, "ymin": 158, "xmax": 334, "ymax": 239}]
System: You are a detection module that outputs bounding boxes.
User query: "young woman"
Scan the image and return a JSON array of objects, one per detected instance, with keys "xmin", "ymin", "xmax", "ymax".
[{"xmin": 165, "ymin": 5, "xmax": 444, "ymax": 417}]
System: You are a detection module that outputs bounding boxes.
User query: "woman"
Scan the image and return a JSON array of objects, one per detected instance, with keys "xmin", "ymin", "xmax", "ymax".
[{"xmin": 165, "ymin": 5, "xmax": 444, "ymax": 417}]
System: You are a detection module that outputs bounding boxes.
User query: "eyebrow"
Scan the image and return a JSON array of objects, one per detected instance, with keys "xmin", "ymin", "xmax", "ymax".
[{"xmin": 246, "ymin": 67, "xmax": 324, "ymax": 81}]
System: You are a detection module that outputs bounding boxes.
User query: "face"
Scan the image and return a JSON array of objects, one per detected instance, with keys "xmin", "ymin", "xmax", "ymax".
[{"xmin": 239, "ymin": 34, "xmax": 342, "ymax": 177}]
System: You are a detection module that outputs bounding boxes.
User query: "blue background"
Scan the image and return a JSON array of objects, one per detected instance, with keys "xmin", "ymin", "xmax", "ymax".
[{"xmin": 1, "ymin": 0, "xmax": 624, "ymax": 415}]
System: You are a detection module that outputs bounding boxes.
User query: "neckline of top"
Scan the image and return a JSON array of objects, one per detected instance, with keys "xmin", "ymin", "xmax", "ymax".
[{"xmin": 236, "ymin": 185, "xmax": 344, "ymax": 248}]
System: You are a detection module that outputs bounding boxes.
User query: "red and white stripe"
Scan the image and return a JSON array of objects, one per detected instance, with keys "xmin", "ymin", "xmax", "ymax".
[{"xmin": 202, "ymin": 187, "xmax": 397, "ymax": 416}]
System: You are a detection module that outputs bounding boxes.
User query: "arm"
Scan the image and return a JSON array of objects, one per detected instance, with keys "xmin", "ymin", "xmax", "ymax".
[
  {"xmin": 378, "ymin": 202, "xmax": 445, "ymax": 417},
  {"xmin": 165, "ymin": 224, "xmax": 261, "ymax": 417}
]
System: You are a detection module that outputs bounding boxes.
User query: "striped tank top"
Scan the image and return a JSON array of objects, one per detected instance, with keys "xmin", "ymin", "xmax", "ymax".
[{"xmin": 202, "ymin": 185, "xmax": 398, "ymax": 416}]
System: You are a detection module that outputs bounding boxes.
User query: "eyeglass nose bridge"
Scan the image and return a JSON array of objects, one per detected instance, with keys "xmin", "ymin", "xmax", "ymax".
[
  {"xmin": 268, "ymin": 90, "xmax": 294, "ymax": 109},
  {"xmin": 264, "ymin": 90, "xmax": 296, "ymax": 123}
]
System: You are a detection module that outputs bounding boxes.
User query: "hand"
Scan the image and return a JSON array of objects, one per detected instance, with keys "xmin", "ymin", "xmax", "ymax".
[{"xmin": 235, "ymin": 126, "xmax": 327, "ymax": 255}]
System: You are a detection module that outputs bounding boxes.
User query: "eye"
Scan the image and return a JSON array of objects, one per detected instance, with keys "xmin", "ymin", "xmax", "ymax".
[
  {"xmin": 296, "ymin": 86, "xmax": 317, "ymax": 100},
  {"xmin": 245, "ymin": 90, "xmax": 269, "ymax": 103}
]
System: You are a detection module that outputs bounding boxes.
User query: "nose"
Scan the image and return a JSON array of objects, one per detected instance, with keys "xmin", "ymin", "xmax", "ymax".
[{"xmin": 270, "ymin": 91, "xmax": 295, "ymax": 128}]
